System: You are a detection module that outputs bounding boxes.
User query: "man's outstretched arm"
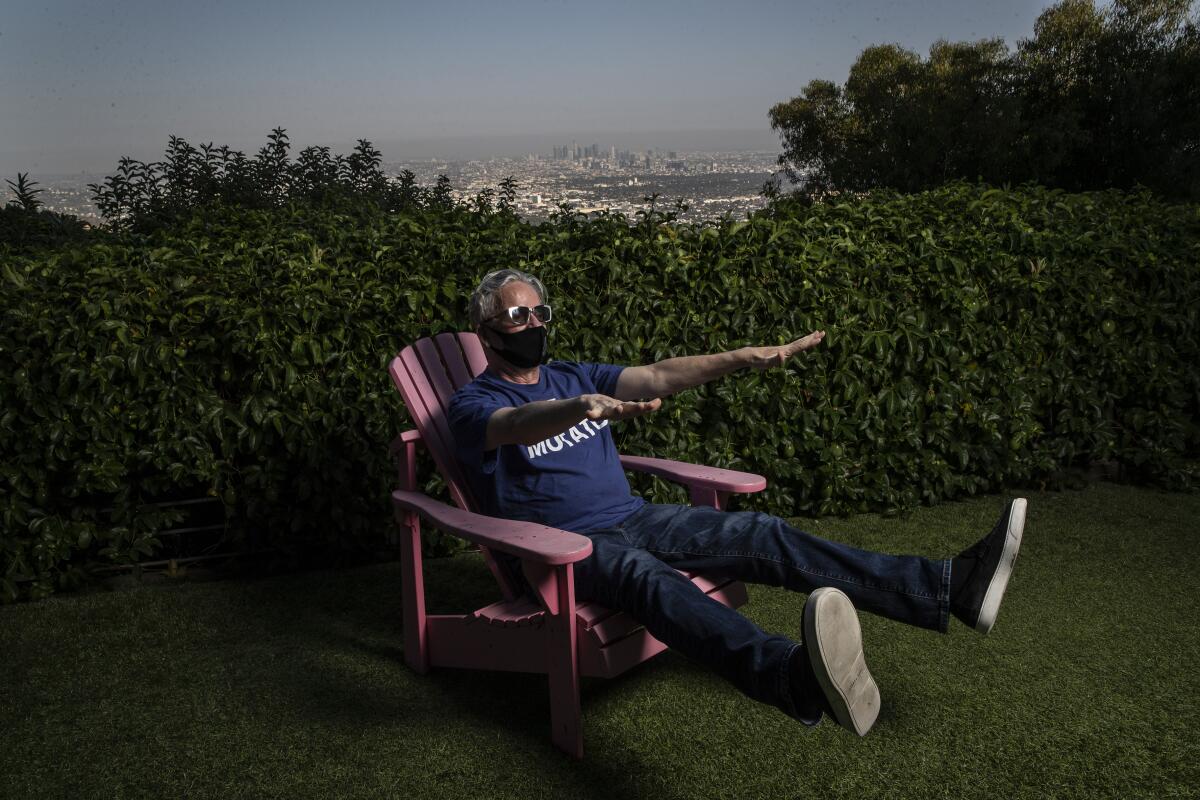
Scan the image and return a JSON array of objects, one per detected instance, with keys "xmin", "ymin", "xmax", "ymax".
[
  {"xmin": 485, "ymin": 394, "xmax": 662, "ymax": 450},
  {"xmin": 613, "ymin": 330, "xmax": 826, "ymax": 400}
]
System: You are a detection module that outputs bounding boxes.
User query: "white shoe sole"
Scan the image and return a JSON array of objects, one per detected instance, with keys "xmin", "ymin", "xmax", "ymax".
[
  {"xmin": 804, "ymin": 587, "xmax": 880, "ymax": 737},
  {"xmin": 976, "ymin": 498, "xmax": 1026, "ymax": 634}
]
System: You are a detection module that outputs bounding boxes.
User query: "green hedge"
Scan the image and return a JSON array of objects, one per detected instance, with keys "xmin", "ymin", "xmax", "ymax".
[{"xmin": 2, "ymin": 183, "xmax": 1197, "ymax": 600}]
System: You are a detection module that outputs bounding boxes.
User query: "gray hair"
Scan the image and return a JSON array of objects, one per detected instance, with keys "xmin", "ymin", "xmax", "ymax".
[{"xmin": 468, "ymin": 268, "xmax": 547, "ymax": 328}]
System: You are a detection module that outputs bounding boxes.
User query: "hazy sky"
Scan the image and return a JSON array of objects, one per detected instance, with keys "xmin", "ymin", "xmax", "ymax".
[{"xmin": 1, "ymin": 0, "xmax": 1051, "ymax": 174}]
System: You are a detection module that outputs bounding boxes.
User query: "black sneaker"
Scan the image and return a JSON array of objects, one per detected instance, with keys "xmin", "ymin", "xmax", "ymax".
[
  {"xmin": 951, "ymin": 498, "xmax": 1027, "ymax": 634},
  {"xmin": 803, "ymin": 587, "xmax": 880, "ymax": 736},
  {"xmin": 787, "ymin": 645, "xmax": 828, "ymax": 726}
]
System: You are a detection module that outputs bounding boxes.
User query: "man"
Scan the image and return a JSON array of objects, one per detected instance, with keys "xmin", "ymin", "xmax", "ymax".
[{"xmin": 448, "ymin": 268, "xmax": 1025, "ymax": 736}]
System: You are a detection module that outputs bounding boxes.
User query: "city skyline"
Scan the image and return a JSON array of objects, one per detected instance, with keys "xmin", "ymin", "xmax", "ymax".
[
  {"xmin": 2, "ymin": 0, "xmax": 1051, "ymax": 175},
  {"xmin": 20, "ymin": 142, "xmax": 784, "ymax": 226},
  {"xmin": 2, "ymin": 127, "xmax": 782, "ymax": 180}
]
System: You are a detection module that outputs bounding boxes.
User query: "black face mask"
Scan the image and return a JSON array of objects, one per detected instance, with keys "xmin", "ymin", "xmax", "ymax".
[{"xmin": 488, "ymin": 324, "xmax": 548, "ymax": 369}]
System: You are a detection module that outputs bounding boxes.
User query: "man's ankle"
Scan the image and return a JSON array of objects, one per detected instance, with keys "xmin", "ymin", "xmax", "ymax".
[
  {"xmin": 788, "ymin": 646, "xmax": 826, "ymax": 725},
  {"xmin": 949, "ymin": 554, "xmax": 976, "ymax": 611}
]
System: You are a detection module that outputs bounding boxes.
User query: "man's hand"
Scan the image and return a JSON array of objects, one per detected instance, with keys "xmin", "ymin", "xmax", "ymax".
[
  {"xmin": 743, "ymin": 330, "xmax": 826, "ymax": 370},
  {"xmin": 579, "ymin": 393, "xmax": 662, "ymax": 421}
]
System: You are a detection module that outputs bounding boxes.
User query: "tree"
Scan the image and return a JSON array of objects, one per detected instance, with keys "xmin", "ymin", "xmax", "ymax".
[
  {"xmin": 768, "ymin": 79, "xmax": 852, "ymax": 195},
  {"xmin": 87, "ymin": 130, "xmax": 452, "ymax": 231},
  {"xmin": 842, "ymin": 44, "xmax": 927, "ymax": 191},
  {"xmin": 771, "ymin": 41, "xmax": 1018, "ymax": 193},
  {"xmin": 770, "ymin": 0, "xmax": 1200, "ymax": 199}
]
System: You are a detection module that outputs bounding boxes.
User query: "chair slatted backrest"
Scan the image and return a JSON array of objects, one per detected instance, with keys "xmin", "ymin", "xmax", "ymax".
[
  {"xmin": 389, "ymin": 332, "xmax": 518, "ymax": 598},
  {"xmin": 390, "ymin": 331, "xmax": 489, "ymax": 511}
]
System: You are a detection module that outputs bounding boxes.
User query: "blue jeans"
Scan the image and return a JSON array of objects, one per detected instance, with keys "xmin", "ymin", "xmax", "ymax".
[{"xmin": 574, "ymin": 503, "xmax": 952, "ymax": 723}]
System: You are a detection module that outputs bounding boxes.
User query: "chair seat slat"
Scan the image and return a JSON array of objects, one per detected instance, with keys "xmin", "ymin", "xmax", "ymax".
[{"xmin": 475, "ymin": 597, "xmax": 545, "ymax": 626}]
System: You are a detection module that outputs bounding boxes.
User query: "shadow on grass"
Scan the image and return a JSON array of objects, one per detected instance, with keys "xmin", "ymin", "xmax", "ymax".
[{"xmin": 203, "ymin": 550, "xmax": 689, "ymax": 798}]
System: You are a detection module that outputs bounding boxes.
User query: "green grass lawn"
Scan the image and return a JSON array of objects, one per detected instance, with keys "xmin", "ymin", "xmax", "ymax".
[{"xmin": 2, "ymin": 482, "xmax": 1198, "ymax": 799}]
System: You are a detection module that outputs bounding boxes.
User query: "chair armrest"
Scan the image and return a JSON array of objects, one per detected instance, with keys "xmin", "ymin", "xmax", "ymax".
[
  {"xmin": 389, "ymin": 429, "xmax": 423, "ymax": 457},
  {"xmin": 391, "ymin": 490, "xmax": 593, "ymax": 565},
  {"xmin": 619, "ymin": 454, "xmax": 767, "ymax": 494}
]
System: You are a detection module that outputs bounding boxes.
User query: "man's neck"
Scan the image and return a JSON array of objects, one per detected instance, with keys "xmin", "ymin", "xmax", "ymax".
[{"xmin": 486, "ymin": 357, "xmax": 540, "ymax": 385}]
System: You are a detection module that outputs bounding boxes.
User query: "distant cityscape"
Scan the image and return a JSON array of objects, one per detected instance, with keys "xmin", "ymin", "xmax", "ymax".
[{"xmin": 8, "ymin": 140, "xmax": 792, "ymax": 225}]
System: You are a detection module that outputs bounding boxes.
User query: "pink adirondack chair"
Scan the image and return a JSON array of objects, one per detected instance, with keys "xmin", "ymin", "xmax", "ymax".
[{"xmin": 388, "ymin": 332, "xmax": 767, "ymax": 758}]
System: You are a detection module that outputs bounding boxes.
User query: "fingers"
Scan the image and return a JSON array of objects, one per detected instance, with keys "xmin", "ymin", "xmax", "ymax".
[
  {"xmin": 609, "ymin": 398, "xmax": 662, "ymax": 420},
  {"xmin": 747, "ymin": 332, "xmax": 827, "ymax": 370},
  {"xmin": 767, "ymin": 331, "xmax": 825, "ymax": 365},
  {"xmin": 584, "ymin": 395, "xmax": 662, "ymax": 421},
  {"xmin": 791, "ymin": 330, "xmax": 826, "ymax": 353}
]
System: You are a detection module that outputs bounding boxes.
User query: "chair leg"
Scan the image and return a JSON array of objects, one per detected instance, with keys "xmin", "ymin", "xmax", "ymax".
[
  {"xmin": 545, "ymin": 564, "xmax": 583, "ymax": 758},
  {"xmin": 398, "ymin": 510, "xmax": 429, "ymax": 674},
  {"xmin": 689, "ymin": 485, "xmax": 730, "ymax": 510}
]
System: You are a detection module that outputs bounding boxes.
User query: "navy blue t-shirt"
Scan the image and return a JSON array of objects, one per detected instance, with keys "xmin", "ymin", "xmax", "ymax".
[{"xmin": 447, "ymin": 361, "xmax": 645, "ymax": 533}]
